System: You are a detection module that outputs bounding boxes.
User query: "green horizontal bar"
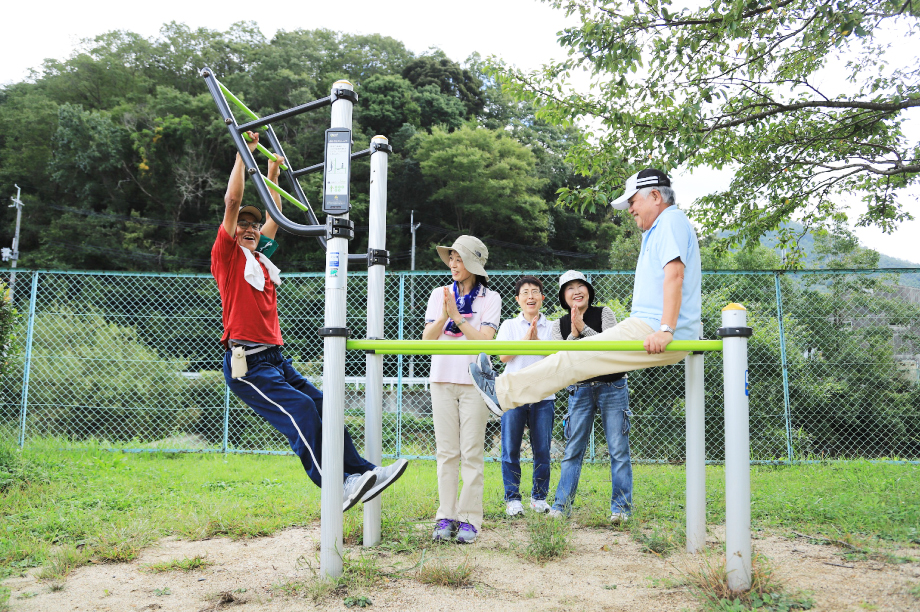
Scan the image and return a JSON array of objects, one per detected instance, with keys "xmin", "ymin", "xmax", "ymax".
[
  {"xmin": 347, "ymin": 339, "xmax": 723, "ymax": 355},
  {"xmin": 261, "ymin": 176, "xmax": 309, "ymax": 213}
]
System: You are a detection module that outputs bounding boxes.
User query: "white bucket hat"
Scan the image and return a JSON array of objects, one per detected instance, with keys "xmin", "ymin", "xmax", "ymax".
[
  {"xmin": 436, "ymin": 235, "xmax": 489, "ymax": 280},
  {"xmin": 557, "ymin": 270, "xmax": 595, "ymax": 307}
]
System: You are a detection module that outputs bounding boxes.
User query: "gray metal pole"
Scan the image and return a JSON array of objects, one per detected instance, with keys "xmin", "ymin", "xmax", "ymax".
[
  {"xmin": 320, "ymin": 79, "xmax": 355, "ymax": 579},
  {"xmin": 8, "ymin": 185, "xmax": 23, "ymax": 301},
  {"xmin": 719, "ymin": 303, "xmax": 752, "ymax": 592},
  {"xmin": 363, "ymin": 135, "xmax": 389, "ymax": 547},
  {"xmin": 407, "ymin": 211, "xmax": 420, "ymax": 379},
  {"xmin": 684, "ymin": 346, "xmax": 706, "ymax": 553}
]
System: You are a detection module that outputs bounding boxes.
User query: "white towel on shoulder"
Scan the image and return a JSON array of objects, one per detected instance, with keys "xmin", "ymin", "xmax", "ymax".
[{"xmin": 241, "ymin": 246, "xmax": 282, "ymax": 291}]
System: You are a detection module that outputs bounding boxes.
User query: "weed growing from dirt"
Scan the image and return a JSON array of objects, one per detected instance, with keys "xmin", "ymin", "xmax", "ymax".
[
  {"xmin": 144, "ymin": 554, "xmax": 213, "ymax": 573},
  {"xmin": 415, "ymin": 553, "xmax": 475, "ymax": 587},
  {"xmin": 632, "ymin": 522, "xmax": 682, "ymax": 556},
  {"xmin": 523, "ymin": 513, "xmax": 571, "ymax": 563},
  {"xmin": 0, "ymin": 586, "xmax": 9, "ymax": 612},
  {"xmin": 93, "ymin": 521, "xmax": 156, "ymax": 563},
  {"xmin": 908, "ymin": 582, "xmax": 920, "ymax": 600},
  {"xmin": 272, "ymin": 550, "xmax": 386, "ymax": 603},
  {"xmin": 37, "ymin": 545, "xmax": 91, "ymax": 581},
  {"xmin": 684, "ymin": 552, "xmax": 814, "ymax": 611},
  {"xmin": 344, "ymin": 595, "xmax": 373, "ymax": 607}
]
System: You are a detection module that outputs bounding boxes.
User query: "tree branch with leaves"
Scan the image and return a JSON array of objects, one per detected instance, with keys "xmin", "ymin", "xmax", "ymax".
[{"xmin": 490, "ymin": 0, "xmax": 920, "ymax": 265}]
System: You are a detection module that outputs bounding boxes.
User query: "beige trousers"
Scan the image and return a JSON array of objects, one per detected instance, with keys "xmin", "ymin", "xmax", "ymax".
[
  {"xmin": 496, "ymin": 317, "xmax": 689, "ymax": 409},
  {"xmin": 430, "ymin": 382, "xmax": 489, "ymax": 531}
]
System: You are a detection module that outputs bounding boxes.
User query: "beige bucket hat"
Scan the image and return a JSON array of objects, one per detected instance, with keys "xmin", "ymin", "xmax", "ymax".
[{"xmin": 436, "ymin": 235, "xmax": 489, "ymax": 280}]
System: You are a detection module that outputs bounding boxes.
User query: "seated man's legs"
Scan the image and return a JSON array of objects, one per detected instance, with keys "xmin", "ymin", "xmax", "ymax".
[
  {"xmin": 528, "ymin": 398, "xmax": 555, "ymax": 502},
  {"xmin": 500, "ymin": 403, "xmax": 529, "ymax": 502},
  {"xmin": 597, "ymin": 379, "xmax": 632, "ymax": 516},
  {"xmin": 551, "ymin": 386, "xmax": 596, "ymax": 515},
  {"xmin": 495, "ymin": 318, "xmax": 687, "ymax": 410}
]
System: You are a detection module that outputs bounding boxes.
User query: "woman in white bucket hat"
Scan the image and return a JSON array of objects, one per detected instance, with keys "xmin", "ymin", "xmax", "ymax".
[{"xmin": 422, "ymin": 235, "xmax": 502, "ymax": 544}]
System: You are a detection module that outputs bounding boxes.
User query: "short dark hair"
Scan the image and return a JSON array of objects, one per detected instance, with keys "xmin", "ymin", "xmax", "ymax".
[
  {"xmin": 514, "ymin": 276, "xmax": 543, "ymax": 296},
  {"xmin": 475, "ymin": 274, "xmax": 489, "ymax": 288}
]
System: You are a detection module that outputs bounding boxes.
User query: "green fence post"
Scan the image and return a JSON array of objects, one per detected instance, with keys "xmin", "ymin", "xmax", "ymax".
[
  {"xmin": 774, "ymin": 272, "xmax": 795, "ymax": 464},
  {"xmin": 395, "ymin": 273, "xmax": 405, "ymax": 458},
  {"xmin": 18, "ymin": 272, "xmax": 39, "ymax": 448}
]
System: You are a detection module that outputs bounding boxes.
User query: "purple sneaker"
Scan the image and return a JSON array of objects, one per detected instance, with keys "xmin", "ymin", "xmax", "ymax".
[
  {"xmin": 432, "ymin": 519, "xmax": 457, "ymax": 542},
  {"xmin": 455, "ymin": 522, "xmax": 478, "ymax": 544}
]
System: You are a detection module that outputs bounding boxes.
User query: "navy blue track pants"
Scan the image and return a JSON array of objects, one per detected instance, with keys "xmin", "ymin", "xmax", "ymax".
[{"xmin": 223, "ymin": 347, "xmax": 375, "ymax": 487}]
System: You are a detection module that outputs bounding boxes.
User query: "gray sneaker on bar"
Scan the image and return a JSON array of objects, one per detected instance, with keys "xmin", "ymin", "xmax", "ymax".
[
  {"xmin": 361, "ymin": 458, "xmax": 409, "ymax": 502},
  {"xmin": 343, "ymin": 472, "xmax": 376, "ymax": 512},
  {"xmin": 469, "ymin": 361, "xmax": 503, "ymax": 418}
]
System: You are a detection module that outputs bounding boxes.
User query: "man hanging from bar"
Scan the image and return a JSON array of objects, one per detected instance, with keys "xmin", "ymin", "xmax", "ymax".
[
  {"xmin": 470, "ymin": 169, "xmax": 702, "ymax": 434},
  {"xmin": 212, "ymin": 131, "xmax": 408, "ymax": 511}
]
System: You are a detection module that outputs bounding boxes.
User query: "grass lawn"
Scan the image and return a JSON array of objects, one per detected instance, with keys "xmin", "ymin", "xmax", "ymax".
[{"xmin": 2, "ymin": 439, "xmax": 919, "ymax": 582}]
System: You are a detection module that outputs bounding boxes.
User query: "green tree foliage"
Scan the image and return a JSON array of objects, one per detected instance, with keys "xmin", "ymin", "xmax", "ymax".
[
  {"xmin": 414, "ymin": 124, "xmax": 548, "ymax": 242},
  {"xmin": 0, "ymin": 23, "xmax": 612, "ymax": 272},
  {"xmin": 0, "ymin": 284, "xmax": 18, "ymax": 381},
  {"xmin": 402, "ymin": 53, "xmax": 486, "ymax": 116},
  {"xmin": 492, "ymin": 0, "xmax": 920, "ymax": 259}
]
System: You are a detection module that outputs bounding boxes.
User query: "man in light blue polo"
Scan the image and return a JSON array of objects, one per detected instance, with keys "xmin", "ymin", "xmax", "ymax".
[{"xmin": 470, "ymin": 168, "xmax": 702, "ymax": 414}]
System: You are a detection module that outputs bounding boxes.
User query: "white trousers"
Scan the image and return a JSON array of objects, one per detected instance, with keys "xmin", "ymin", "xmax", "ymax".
[
  {"xmin": 496, "ymin": 318, "xmax": 688, "ymax": 409},
  {"xmin": 430, "ymin": 382, "xmax": 489, "ymax": 531}
]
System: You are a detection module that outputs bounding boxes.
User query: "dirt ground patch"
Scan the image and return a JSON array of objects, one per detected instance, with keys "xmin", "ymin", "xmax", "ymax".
[{"xmin": 4, "ymin": 524, "xmax": 920, "ymax": 611}]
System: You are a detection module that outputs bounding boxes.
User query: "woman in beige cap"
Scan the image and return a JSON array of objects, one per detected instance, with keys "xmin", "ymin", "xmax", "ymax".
[{"xmin": 422, "ymin": 235, "xmax": 501, "ymax": 543}]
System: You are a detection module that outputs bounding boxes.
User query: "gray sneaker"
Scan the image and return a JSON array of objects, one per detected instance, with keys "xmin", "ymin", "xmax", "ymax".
[
  {"xmin": 477, "ymin": 352, "xmax": 494, "ymax": 375},
  {"xmin": 343, "ymin": 472, "xmax": 376, "ymax": 512},
  {"xmin": 432, "ymin": 519, "xmax": 457, "ymax": 542},
  {"xmin": 361, "ymin": 458, "xmax": 409, "ymax": 503},
  {"xmin": 468, "ymin": 362, "xmax": 503, "ymax": 418},
  {"xmin": 456, "ymin": 522, "xmax": 478, "ymax": 544}
]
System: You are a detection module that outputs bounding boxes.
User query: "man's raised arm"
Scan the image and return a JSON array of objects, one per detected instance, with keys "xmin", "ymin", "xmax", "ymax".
[
  {"xmin": 222, "ymin": 130, "xmax": 260, "ymax": 238},
  {"xmin": 261, "ymin": 154, "xmax": 285, "ymax": 240}
]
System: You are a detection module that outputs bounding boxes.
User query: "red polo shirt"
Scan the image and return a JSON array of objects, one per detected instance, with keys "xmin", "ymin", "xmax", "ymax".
[{"xmin": 211, "ymin": 226, "xmax": 283, "ymax": 349}]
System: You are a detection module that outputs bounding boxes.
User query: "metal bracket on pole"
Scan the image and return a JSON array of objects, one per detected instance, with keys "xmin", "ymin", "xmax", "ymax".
[
  {"xmin": 367, "ymin": 248, "xmax": 390, "ymax": 267},
  {"xmin": 332, "ymin": 87, "xmax": 358, "ymax": 105},
  {"xmin": 716, "ymin": 326, "xmax": 753, "ymax": 338},
  {"xmin": 371, "ymin": 141, "xmax": 393, "ymax": 155},
  {"xmin": 326, "ymin": 217, "xmax": 355, "ymax": 241},
  {"xmin": 318, "ymin": 327, "xmax": 351, "ymax": 337}
]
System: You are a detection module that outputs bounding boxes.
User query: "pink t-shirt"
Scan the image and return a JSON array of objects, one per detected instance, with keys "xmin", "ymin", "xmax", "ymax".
[{"xmin": 424, "ymin": 285, "xmax": 502, "ymax": 385}]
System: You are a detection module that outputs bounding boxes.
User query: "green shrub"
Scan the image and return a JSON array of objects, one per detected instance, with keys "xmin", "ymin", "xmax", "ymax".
[{"xmin": 0, "ymin": 283, "xmax": 19, "ymax": 381}]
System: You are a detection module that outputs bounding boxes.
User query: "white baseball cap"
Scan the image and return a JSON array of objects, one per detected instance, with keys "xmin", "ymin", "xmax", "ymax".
[{"xmin": 610, "ymin": 168, "xmax": 672, "ymax": 210}]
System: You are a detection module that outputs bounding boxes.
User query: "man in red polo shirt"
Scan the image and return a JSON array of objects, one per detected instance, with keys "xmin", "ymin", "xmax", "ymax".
[{"xmin": 212, "ymin": 132, "xmax": 407, "ymax": 511}]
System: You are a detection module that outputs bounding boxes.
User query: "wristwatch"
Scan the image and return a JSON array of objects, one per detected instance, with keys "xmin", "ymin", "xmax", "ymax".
[{"xmin": 659, "ymin": 324, "xmax": 675, "ymax": 335}]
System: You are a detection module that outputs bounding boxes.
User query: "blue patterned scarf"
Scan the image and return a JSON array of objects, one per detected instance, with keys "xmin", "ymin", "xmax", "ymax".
[{"xmin": 444, "ymin": 281, "xmax": 481, "ymax": 337}]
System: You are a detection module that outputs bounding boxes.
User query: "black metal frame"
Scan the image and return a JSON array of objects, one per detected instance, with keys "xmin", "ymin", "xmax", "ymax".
[{"xmin": 199, "ymin": 66, "xmax": 391, "ymax": 266}]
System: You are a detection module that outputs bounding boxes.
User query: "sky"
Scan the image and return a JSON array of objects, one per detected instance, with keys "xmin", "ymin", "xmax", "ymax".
[{"xmin": 2, "ymin": 0, "xmax": 918, "ymax": 263}]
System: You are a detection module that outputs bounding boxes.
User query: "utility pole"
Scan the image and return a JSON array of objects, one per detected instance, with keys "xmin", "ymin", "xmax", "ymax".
[
  {"xmin": 410, "ymin": 210, "xmax": 421, "ymax": 271},
  {"xmin": 3, "ymin": 185, "xmax": 24, "ymax": 301},
  {"xmin": 408, "ymin": 210, "xmax": 421, "ymax": 379}
]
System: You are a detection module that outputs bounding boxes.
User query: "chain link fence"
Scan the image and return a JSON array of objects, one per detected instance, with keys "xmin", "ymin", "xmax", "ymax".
[{"xmin": 2, "ymin": 268, "xmax": 918, "ymax": 463}]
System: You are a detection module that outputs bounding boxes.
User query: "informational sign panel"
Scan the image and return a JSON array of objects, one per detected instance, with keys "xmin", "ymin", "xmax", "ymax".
[{"xmin": 323, "ymin": 128, "xmax": 352, "ymax": 215}]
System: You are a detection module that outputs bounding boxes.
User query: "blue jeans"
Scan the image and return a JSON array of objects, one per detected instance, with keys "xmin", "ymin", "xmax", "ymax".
[
  {"xmin": 500, "ymin": 399, "xmax": 554, "ymax": 501},
  {"xmin": 552, "ymin": 379, "xmax": 632, "ymax": 515}
]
